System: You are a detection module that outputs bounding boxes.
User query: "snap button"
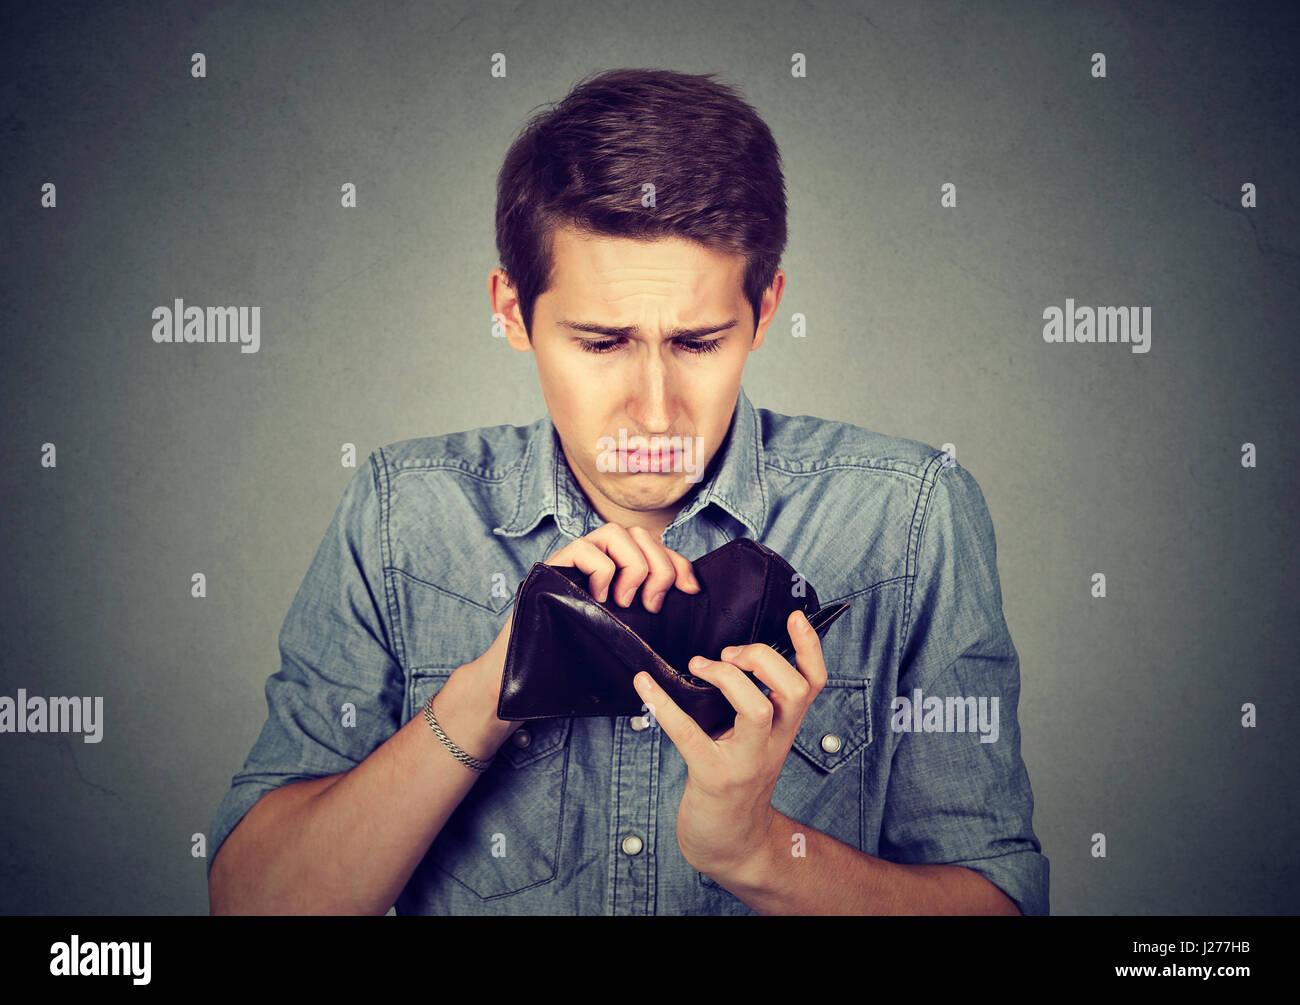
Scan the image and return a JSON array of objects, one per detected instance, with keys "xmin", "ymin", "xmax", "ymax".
[
  {"xmin": 630, "ymin": 714, "xmax": 649, "ymax": 731},
  {"xmin": 621, "ymin": 835, "xmax": 643, "ymax": 855},
  {"xmin": 511, "ymin": 728, "xmax": 531, "ymax": 748},
  {"xmin": 820, "ymin": 732, "xmax": 842, "ymax": 754}
]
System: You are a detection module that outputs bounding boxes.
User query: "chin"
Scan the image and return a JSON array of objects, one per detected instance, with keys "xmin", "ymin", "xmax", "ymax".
[{"xmin": 609, "ymin": 479, "xmax": 683, "ymax": 504}]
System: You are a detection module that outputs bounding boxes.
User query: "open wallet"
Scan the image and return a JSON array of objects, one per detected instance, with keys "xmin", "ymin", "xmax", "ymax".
[{"xmin": 498, "ymin": 537, "xmax": 852, "ymax": 736}]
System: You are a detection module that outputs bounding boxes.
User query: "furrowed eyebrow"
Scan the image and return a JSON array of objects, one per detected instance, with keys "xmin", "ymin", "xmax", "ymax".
[{"xmin": 557, "ymin": 319, "xmax": 740, "ymax": 339}]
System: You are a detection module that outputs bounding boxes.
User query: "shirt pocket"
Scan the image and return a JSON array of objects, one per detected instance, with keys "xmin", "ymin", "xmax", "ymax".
[
  {"xmin": 408, "ymin": 667, "xmax": 573, "ymax": 900},
  {"xmin": 699, "ymin": 676, "xmax": 872, "ymax": 890}
]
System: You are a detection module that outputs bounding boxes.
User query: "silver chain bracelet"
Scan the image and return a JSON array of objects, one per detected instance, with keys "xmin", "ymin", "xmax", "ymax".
[{"xmin": 423, "ymin": 693, "xmax": 493, "ymax": 773}]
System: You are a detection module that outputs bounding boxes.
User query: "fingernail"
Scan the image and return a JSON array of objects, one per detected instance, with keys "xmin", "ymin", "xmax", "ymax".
[
  {"xmin": 721, "ymin": 645, "xmax": 739, "ymax": 659},
  {"xmin": 648, "ymin": 590, "xmax": 666, "ymax": 611},
  {"xmin": 688, "ymin": 655, "xmax": 705, "ymax": 669}
]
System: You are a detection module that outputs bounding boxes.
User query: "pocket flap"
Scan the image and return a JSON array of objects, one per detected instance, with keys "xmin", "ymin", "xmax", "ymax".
[{"xmin": 790, "ymin": 677, "xmax": 872, "ymax": 771}]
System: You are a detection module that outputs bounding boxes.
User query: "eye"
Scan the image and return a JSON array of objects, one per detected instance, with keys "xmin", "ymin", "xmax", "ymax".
[
  {"xmin": 577, "ymin": 337, "xmax": 724, "ymax": 355},
  {"xmin": 578, "ymin": 338, "xmax": 624, "ymax": 354}
]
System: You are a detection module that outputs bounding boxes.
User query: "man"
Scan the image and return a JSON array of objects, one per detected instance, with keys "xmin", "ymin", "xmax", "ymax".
[{"xmin": 207, "ymin": 68, "xmax": 1048, "ymax": 915}]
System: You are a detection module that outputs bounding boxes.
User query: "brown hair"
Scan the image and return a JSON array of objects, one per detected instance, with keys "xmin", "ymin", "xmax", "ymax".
[{"xmin": 494, "ymin": 68, "xmax": 788, "ymax": 338}]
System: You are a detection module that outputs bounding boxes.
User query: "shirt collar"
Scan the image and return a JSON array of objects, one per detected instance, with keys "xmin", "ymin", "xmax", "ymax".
[{"xmin": 493, "ymin": 384, "xmax": 767, "ymax": 541}]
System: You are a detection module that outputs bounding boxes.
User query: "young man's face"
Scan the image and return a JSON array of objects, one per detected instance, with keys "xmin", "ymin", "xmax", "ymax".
[{"xmin": 491, "ymin": 225, "xmax": 783, "ymax": 539}]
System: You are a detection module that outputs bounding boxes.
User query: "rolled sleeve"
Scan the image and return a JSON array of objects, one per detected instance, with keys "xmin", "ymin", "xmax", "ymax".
[
  {"xmin": 880, "ymin": 459, "xmax": 1050, "ymax": 915},
  {"xmin": 207, "ymin": 451, "xmax": 404, "ymax": 876}
]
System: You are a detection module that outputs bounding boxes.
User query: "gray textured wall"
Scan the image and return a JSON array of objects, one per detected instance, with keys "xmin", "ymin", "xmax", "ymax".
[{"xmin": 1, "ymin": 0, "xmax": 1296, "ymax": 915}]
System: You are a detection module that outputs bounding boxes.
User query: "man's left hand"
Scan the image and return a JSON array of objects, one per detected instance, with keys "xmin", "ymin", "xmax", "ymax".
[{"xmin": 631, "ymin": 608, "xmax": 827, "ymax": 882}]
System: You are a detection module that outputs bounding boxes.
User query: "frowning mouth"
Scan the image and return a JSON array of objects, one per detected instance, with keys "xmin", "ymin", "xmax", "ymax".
[
  {"xmin": 620, "ymin": 447, "xmax": 677, "ymax": 473},
  {"xmin": 595, "ymin": 432, "xmax": 706, "ymax": 483}
]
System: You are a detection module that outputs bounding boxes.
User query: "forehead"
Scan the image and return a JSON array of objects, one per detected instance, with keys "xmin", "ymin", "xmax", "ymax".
[{"xmin": 547, "ymin": 225, "xmax": 745, "ymax": 304}]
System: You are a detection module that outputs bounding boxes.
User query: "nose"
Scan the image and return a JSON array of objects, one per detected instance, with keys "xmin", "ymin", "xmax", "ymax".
[{"xmin": 628, "ymin": 344, "xmax": 674, "ymax": 433}]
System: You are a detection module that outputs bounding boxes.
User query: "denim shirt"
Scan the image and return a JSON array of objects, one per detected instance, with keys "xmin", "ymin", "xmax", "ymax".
[{"xmin": 207, "ymin": 385, "xmax": 1049, "ymax": 915}]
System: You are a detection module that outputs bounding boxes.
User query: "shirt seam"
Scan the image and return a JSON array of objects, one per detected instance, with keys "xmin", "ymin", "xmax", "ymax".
[
  {"xmin": 373, "ymin": 446, "xmax": 410, "ymax": 681},
  {"xmin": 387, "ymin": 566, "xmax": 511, "ymax": 614},
  {"xmin": 825, "ymin": 574, "xmax": 909, "ymax": 606},
  {"xmin": 609, "ymin": 721, "xmax": 624, "ymax": 916},
  {"xmin": 901, "ymin": 458, "xmax": 1017, "ymax": 699},
  {"xmin": 648, "ymin": 725, "xmax": 659, "ymax": 916},
  {"xmin": 900, "ymin": 452, "xmax": 948, "ymax": 665},
  {"xmin": 764, "ymin": 457, "xmax": 933, "ymax": 479},
  {"xmin": 386, "ymin": 458, "xmax": 517, "ymax": 478}
]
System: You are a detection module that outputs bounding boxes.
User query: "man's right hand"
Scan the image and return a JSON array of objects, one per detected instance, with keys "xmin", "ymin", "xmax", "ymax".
[{"xmin": 467, "ymin": 522, "xmax": 703, "ymax": 712}]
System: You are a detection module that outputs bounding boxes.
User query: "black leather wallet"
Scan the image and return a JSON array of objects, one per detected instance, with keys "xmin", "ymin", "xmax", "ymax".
[{"xmin": 498, "ymin": 537, "xmax": 851, "ymax": 735}]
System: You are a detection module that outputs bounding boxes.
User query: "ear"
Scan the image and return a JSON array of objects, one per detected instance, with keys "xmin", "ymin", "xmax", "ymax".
[
  {"xmin": 488, "ymin": 268, "xmax": 533, "ymax": 352},
  {"xmin": 750, "ymin": 268, "xmax": 785, "ymax": 352}
]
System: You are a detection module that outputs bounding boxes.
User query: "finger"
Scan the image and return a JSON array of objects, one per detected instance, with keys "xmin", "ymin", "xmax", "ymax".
[
  {"xmin": 626, "ymin": 525, "xmax": 678, "ymax": 612},
  {"xmin": 725, "ymin": 616, "xmax": 827, "ymax": 698},
  {"xmin": 585, "ymin": 523, "xmax": 652, "ymax": 607},
  {"xmin": 544, "ymin": 538, "xmax": 618, "ymax": 602},
  {"xmin": 546, "ymin": 525, "xmax": 700, "ymax": 610},
  {"xmin": 549, "ymin": 525, "xmax": 651, "ymax": 607},
  {"xmin": 632, "ymin": 671, "xmax": 714, "ymax": 766},
  {"xmin": 784, "ymin": 608, "xmax": 829, "ymax": 692},
  {"xmin": 660, "ymin": 546, "xmax": 703, "ymax": 595},
  {"xmin": 685, "ymin": 654, "xmax": 773, "ymax": 750},
  {"xmin": 719, "ymin": 635, "xmax": 820, "ymax": 744},
  {"xmin": 720, "ymin": 642, "xmax": 809, "ymax": 707}
]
